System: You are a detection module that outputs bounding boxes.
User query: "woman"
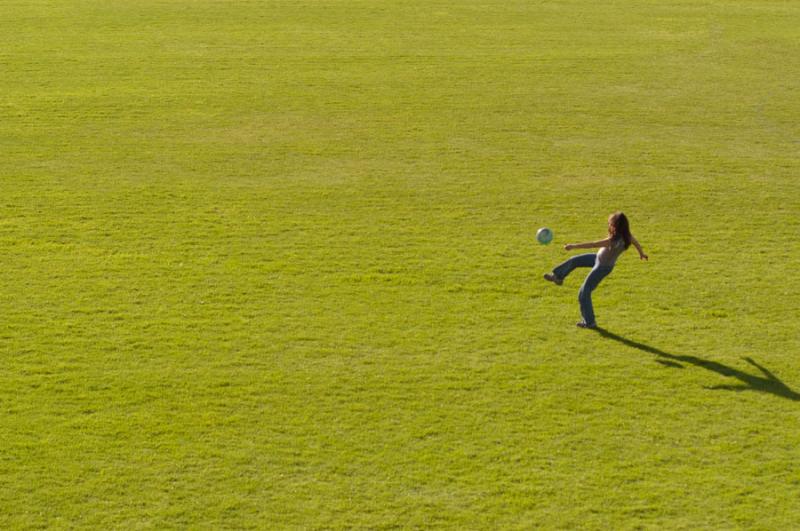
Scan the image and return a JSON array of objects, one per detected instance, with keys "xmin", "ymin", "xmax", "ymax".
[{"xmin": 544, "ymin": 212, "xmax": 648, "ymax": 329}]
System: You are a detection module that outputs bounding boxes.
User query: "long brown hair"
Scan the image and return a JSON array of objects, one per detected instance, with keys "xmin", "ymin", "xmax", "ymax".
[{"xmin": 608, "ymin": 212, "xmax": 632, "ymax": 249}]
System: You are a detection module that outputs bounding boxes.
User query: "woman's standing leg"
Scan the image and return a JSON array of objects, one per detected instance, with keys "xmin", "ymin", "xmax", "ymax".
[
  {"xmin": 577, "ymin": 265, "xmax": 613, "ymax": 327},
  {"xmin": 551, "ymin": 253, "xmax": 596, "ymax": 282}
]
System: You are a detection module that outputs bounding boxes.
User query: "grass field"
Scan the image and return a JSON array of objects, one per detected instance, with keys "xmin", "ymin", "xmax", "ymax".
[{"xmin": 2, "ymin": 0, "xmax": 800, "ymax": 528}]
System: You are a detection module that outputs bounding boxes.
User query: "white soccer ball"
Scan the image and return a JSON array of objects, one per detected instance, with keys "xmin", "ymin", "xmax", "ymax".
[{"xmin": 536, "ymin": 227, "xmax": 553, "ymax": 245}]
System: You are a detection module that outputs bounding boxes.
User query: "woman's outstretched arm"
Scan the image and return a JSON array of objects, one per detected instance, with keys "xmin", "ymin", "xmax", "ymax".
[
  {"xmin": 564, "ymin": 237, "xmax": 611, "ymax": 251},
  {"xmin": 631, "ymin": 235, "xmax": 648, "ymax": 260}
]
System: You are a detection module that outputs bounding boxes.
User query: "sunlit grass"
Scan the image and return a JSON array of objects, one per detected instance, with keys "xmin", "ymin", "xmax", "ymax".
[{"xmin": 1, "ymin": 0, "xmax": 799, "ymax": 527}]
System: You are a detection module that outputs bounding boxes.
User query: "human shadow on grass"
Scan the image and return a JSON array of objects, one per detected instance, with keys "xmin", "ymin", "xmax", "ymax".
[{"xmin": 595, "ymin": 328, "xmax": 800, "ymax": 401}]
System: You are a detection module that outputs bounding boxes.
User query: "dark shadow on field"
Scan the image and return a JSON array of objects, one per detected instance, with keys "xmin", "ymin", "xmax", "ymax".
[{"xmin": 595, "ymin": 328, "xmax": 800, "ymax": 402}]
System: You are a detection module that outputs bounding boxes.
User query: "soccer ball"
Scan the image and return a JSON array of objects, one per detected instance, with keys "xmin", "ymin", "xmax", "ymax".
[{"xmin": 536, "ymin": 227, "xmax": 553, "ymax": 245}]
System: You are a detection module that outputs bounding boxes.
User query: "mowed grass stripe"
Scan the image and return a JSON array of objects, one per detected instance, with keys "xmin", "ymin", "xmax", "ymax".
[{"xmin": 1, "ymin": 0, "xmax": 800, "ymax": 528}]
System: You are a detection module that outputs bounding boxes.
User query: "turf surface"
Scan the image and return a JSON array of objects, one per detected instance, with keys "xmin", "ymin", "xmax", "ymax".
[{"xmin": 2, "ymin": 0, "xmax": 800, "ymax": 527}]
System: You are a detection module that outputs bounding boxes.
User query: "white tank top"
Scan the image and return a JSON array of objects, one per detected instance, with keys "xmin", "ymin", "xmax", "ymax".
[{"xmin": 597, "ymin": 236, "xmax": 626, "ymax": 267}]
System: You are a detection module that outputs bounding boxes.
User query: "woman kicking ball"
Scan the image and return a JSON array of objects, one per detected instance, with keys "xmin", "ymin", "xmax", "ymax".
[{"xmin": 544, "ymin": 212, "xmax": 648, "ymax": 329}]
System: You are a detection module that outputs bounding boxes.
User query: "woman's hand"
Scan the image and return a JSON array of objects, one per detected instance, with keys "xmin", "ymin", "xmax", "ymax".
[
  {"xmin": 639, "ymin": 253, "xmax": 649, "ymax": 261},
  {"xmin": 564, "ymin": 244, "xmax": 575, "ymax": 251}
]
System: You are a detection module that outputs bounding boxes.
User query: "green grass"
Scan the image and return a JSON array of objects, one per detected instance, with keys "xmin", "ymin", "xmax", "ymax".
[{"xmin": 2, "ymin": 0, "xmax": 800, "ymax": 527}]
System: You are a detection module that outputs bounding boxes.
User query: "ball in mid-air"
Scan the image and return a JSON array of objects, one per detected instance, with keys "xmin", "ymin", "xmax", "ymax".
[{"xmin": 536, "ymin": 227, "xmax": 553, "ymax": 245}]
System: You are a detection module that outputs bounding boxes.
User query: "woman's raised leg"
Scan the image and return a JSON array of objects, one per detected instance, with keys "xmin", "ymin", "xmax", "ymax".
[{"xmin": 550, "ymin": 253, "xmax": 597, "ymax": 282}]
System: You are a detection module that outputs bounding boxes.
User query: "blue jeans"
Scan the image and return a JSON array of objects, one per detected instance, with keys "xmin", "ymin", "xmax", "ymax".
[{"xmin": 552, "ymin": 253, "xmax": 613, "ymax": 327}]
